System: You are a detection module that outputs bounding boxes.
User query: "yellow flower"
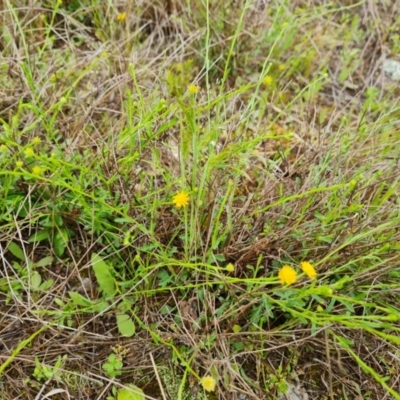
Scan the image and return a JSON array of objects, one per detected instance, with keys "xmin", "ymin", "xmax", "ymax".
[
  {"xmin": 278, "ymin": 64, "xmax": 285, "ymax": 71},
  {"xmin": 101, "ymin": 51, "xmax": 108, "ymax": 58},
  {"xmin": 263, "ymin": 75, "xmax": 273, "ymax": 86},
  {"xmin": 24, "ymin": 148, "xmax": 34, "ymax": 157},
  {"xmin": 32, "ymin": 137, "xmax": 41, "ymax": 145},
  {"xmin": 0, "ymin": 144, "xmax": 7, "ymax": 152},
  {"xmin": 172, "ymin": 191, "xmax": 190, "ymax": 208},
  {"xmin": 278, "ymin": 265, "xmax": 297, "ymax": 285},
  {"xmin": 117, "ymin": 12, "xmax": 126, "ymax": 22},
  {"xmin": 301, "ymin": 261, "xmax": 317, "ymax": 280},
  {"xmin": 188, "ymin": 84, "xmax": 199, "ymax": 94},
  {"xmin": 201, "ymin": 376, "xmax": 216, "ymax": 392},
  {"xmin": 16, "ymin": 161, "xmax": 23, "ymax": 168},
  {"xmin": 32, "ymin": 166, "xmax": 42, "ymax": 175},
  {"xmin": 226, "ymin": 263, "xmax": 235, "ymax": 272},
  {"xmin": 232, "ymin": 324, "xmax": 241, "ymax": 333}
]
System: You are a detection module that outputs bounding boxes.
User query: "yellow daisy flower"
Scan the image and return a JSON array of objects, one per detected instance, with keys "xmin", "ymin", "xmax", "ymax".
[
  {"xmin": 232, "ymin": 324, "xmax": 241, "ymax": 333},
  {"xmin": 226, "ymin": 263, "xmax": 235, "ymax": 272},
  {"xmin": 117, "ymin": 12, "xmax": 126, "ymax": 22},
  {"xmin": 24, "ymin": 148, "xmax": 34, "ymax": 157},
  {"xmin": 188, "ymin": 84, "xmax": 199, "ymax": 94},
  {"xmin": 201, "ymin": 376, "xmax": 216, "ymax": 392},
  {"xmin": 301, "ymin": 261, "xmax": 317, "ymax": 280},
  {"xmin": 263, "ymin": 75, "xmax": 273, "ymax": 86},
  {"xmin": 32, "ymin": 166, "xmax": 42, "ymax": 175},
  {"xmin": 32, "ymin": 137, "xmax": 41, "ymax": 145},
  {"xmin": 172, "ymin": 191, "xmax": 190, "ymax": 208},
  {"xmin": 278, "ymin": 265, "xmax": 297, "ymax": 285}
]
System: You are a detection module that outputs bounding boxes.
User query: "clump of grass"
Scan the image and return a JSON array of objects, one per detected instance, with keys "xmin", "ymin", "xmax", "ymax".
[{"xmin": 1, "ymin": 1, "xmax": 400, "ymax": 400}]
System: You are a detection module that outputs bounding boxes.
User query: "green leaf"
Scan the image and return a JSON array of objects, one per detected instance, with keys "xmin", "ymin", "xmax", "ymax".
[
  {"xmin": 68, "ymin": 291, "xmax": 94, "ymax": 307},
  {"xmin": 7, "ymin": 242, "xmax": 25, "ymax": 261},
  {"xmin": 31, "ymin": 271, "xmax": 42, "ymax": 290},
  {"xmin": 35, "ymin": 256, "xmax": 54, "ymax": 267},
  {"xmin": 92, "ymin": 300, "xmax": 110, "ymax": 313},
  {"xmin": 29, "ymin": 230, "xmax": 50, "ymax": 243},
  {"xmin": 39, "ymin": 279, "xmax": 54, "ymax": 291},
  {"xmin": 91, "ymin": 253, "xmax": 115, "ymax": 297},
  {"xmin": 117, "ymin": 385, "xmax": 145, "ymax": 400},
  {"xmin": 116, "ymin": 313, "xmax": 135, "ymax": 337},
  {"xmin": 53, "ymin": 229, "xmax": 69, "ymax": 257}
]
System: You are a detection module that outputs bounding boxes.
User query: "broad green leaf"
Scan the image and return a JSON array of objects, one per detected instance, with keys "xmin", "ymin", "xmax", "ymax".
[
  {"xmin": 7, "ymin": 242, "xmax": 25, "ymax": 261},
  {"xmin": 92, "ymin": 300, "xmax": 110, "ymax": 313},
  {"xmin": 29, "ymin": 230, "xmax": 50, "ymax": 243},
  {"xmin": 35, "ymin": 256, "xmax": 53, "ymax": 267},
  {"xmin": 116, "ymin": 313, "xmax": 135, "ymax": 337},
  {"xmin": 53, "ymin": 229, "xmax": 69, "ymax": 257},
  {"xmin": 31, "ymin": 271, "xmax": 42, "ymax": 289},
  {"xmin": 68, "ymin": 291, "xmax": 94, "ymax": 307},
  {"xmin": 117, "ymin": 385, "xmax": 145, "ymax": 400},
  {"xmin": 39, "ymin": 279, "xmax": 54, "ymax": 291},
  {"xmin": 91, "ymin": 253, "xmax": 115, "ymax": 297}
]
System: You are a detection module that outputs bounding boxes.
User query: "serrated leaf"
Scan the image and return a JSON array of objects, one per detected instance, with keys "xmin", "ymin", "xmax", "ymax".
[
  {"xmin": 35, "ymin": 256, "xmax": 53, "ymax": 267},
  {"xmin": 7, "ymin": 242, "xmax": 25, "ymax": 261},
  {"xmin": 29, "ymin": 230, "xmax": 50, "ymax": 243},
  {"xmin": 116, "ymin": 313, "xmax": 135, "ymax": 337},
  {"xmin": 31, "ymin": 271, "xmax": 42, "ymax": 289},
  {"xmin": 91, "ymin": 253, "xmax": 115, "ymax": 297},
  {"xmin": 117, "ymin": 385, "xmax": 145, "ymax": 400}
]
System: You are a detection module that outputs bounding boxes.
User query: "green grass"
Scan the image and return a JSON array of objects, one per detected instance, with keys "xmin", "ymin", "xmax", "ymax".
[{"xmin": 1, "ymin": 0, "xmax": 400, "ymax": 399}]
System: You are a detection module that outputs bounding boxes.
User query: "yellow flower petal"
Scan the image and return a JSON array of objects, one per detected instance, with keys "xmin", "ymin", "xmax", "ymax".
[
  {"xmin": 201, "ymin": 376, "xmax": 216, "ymax": 392},
  {"xmin": 278, "ymin": 265, "xmax": 297, "ymax": 285},
  {"xmin": 172, "ymin": 191, "xmax": 190, "ymax": 208},
  {"xmin": 117, "ymin": 12, "xmax": 126, "ymax": 22},
  {"xmin": 301, "ymin": 261, "xmax": 317, "ymax": 280},
  {"xmin": 188, "ymin": 84, "xmax": 199, "ymax": 94},
  {"xmin": 32, "ymin": 166, "xmax": 42, "ymax": 175},
  {"xmin": 226, "ymin": 263, "xmax": 235, "ymax": 272},
  {"xmin": 24, "ymin": 148, "xmax": 34, "ymax": 157},
  {"xmin": 263, "ymin": 75, "xmax": 273, "ymax": 85}
]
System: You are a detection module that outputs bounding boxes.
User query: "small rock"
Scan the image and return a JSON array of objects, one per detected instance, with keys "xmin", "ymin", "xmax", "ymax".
[
  {"xmin": 278, "ymin": 382, "xmax": 309, "ymax": 400},
  {"xmin": 383, "ymin": 59, "xmax": 400, "ymax": 81}
]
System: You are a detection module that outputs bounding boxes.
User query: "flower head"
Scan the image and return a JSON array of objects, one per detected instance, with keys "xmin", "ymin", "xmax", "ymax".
[
  {"xmin": 32, "ymin": 137, "xmax": 41, "ymax": 145},
  {"xmin": 188, "ymin": 84, "xmax": 199, "ymax": 94},
  {"xmin": 172, "ymin": 191, "xmax": 190, "ymax": 208},
  {"xmin": 0, "ymin": 144, "xmax": 7, "ymax": 152},
  {"xmin": 25, "ymin": 148, "xmax": 34, "ymax": 157},
  {"xmin": 263, "ymin": 75, "xmax": 273, "ymax": 86},
  {"xmin": 117, "ymin": 12, "xmax": 126, "ymax": 22},
  {"xmin": 201, "ymin": 376, "xmax": 216, "ymax": 392},
  {"xmin": 16, "ymin": 161, "xmax": 23, "ymax": 168},
  {"xmin": 32, "ymin": 166, "xmax": 42, "ymax": 175},
  {"xmin": 278, "ymin": 265, "xmax": 297, "ymax": 285},
  {"xmin": 226, "ymin": 263, "xmax": 235, "ymax": 272},
  {"xmin": 232, "ymin": 324, "xmax": 241, "ymax": 333},
  {"xmin": 301, "ymin": 261, "xmax": 317, "ymax": 280},
  {"xmin": 278, "ymin": 64, "xmax": 285, "ymax": 71}
]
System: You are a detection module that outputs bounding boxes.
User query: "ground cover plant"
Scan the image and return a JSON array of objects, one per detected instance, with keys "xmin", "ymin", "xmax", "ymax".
[{"xmin": 1, "ymin": 0, "xmax": 400, "ymax": 399}]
